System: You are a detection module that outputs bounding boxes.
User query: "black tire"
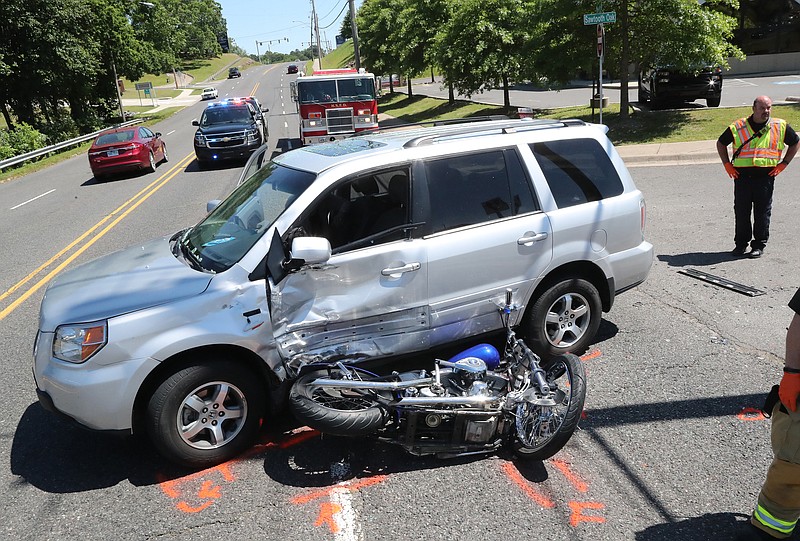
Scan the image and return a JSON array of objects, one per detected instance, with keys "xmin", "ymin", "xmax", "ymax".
[
  {"xmin": 707, "ymin": 96, "xmax": 721, "ymax": 107},
  {"xmin": 146, "ymin": 151, "xmax": 156, "ymax": 173},
  {"xmin": 512, "ymin": 353, "xmax": 586, "ymax": 460},
  {"xmin": 524, "ymin": 277, "xmax": 602, "ymax": 357},
  {"xmin": 146, "ymin": 360, "xmax": 265, "ymax": 469},
  {"xmin": 161, "ymin": 143, "xmax": 169, "ymax": 163},
  {"xmin": 290, "ymin": 367, "xmax": 390, "ymax": 437}
]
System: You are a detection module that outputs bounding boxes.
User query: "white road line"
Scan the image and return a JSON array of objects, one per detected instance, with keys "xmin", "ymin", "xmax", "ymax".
[
  {"xmin": 331, "ymin": 487, "xmax": 360, "ymax": 541},
  {"xmin": 730, "ymin": 78, "xmax": 758, "ymax": 87},
  {"xmin": 11, "ymin": 189, "xmax": 56, "ymax": 210},
  {"xmin": 166, "ymin": 130, "xmax": 176, "ymax": 136}
]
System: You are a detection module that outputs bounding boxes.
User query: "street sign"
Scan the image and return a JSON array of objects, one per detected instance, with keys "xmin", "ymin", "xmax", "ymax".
[
  {"xmin": 583, "ymin": 11, "xmax": 616, "ymax": 25},
  {"xmin": 135, "ymin": 82, "xmax": 153, "ymax": 91},
  {"xmin": 597, "ymin": 24, "xmax": 604, "ymax": 58}
]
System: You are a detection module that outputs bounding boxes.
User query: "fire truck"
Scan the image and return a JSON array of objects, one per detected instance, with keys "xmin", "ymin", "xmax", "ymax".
[{"xmin": 290, "ymin": 68, "xmax": 379, "ymax": 145}]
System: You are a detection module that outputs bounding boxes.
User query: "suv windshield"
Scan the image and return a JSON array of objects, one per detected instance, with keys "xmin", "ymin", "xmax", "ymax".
[
  {"xmin": 177, "ymin": 162, "xmax": 316, "ymax": 273},
  {"xmin": 200, "ymin": 105, "xmax": 252, "ymax": 126}
]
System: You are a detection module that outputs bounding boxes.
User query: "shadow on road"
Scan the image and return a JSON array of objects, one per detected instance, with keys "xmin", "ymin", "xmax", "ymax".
[
  {"xmin": 634, "ymin": 512, "xmax": 753, "ymax": 540},
  {"xmin": 657, "ymin": 250, "xmax": 738, "ymax": 267}
]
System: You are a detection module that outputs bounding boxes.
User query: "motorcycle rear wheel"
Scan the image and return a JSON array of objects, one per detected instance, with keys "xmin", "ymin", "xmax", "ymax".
[
  {"xmin": 290, "ymin": 367, "xmax": 391, "ymax": 437},
  {"xmin": 511, "ymin": 353, "xmax": 586, "ymax": 461}
]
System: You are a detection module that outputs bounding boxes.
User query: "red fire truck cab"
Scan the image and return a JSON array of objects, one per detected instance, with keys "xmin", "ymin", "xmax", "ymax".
[{"xmin": 290, "ymin": 68, "xmax": 379, "ymax": 145}]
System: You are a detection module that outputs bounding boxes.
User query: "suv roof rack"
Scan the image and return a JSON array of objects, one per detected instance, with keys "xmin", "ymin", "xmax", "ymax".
[
  {"xmin": 402, "ymin": 118, "xmax": 588, "ymax": 148},
  {"xmin": 352, "ymin": 116, "xmax": 588, "ymax": 146}
]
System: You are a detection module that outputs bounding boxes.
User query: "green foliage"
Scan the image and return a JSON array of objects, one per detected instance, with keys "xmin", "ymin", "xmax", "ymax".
[
  {"xmin": 0, "ymin": 123, "xmax": 47, "ymax": 159},
  {"xmin": 0, "ymin": 0, "xmax": 226, "ymax": 141}
]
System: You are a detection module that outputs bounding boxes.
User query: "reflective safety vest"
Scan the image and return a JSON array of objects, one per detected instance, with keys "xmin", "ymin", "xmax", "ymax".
[{"xmin": 730, "ymin": 117, "xmax": 787, "ymax": 168}]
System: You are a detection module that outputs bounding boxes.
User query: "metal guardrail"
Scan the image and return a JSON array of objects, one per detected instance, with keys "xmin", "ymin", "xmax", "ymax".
[{"xmin": 0, "ymin": 119, "xmax": 143, "ymax": 171}]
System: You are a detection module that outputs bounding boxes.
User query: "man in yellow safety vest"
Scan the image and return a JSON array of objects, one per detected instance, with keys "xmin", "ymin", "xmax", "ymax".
[{"xmin": 716, "ymin": 95, "xmax": 799, "ymax": 259}]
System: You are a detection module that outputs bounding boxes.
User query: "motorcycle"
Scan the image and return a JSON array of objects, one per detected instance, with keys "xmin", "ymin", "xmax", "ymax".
[{"xmin": 289, "ymin": 290, "xmax": 587, "ymax": 461}]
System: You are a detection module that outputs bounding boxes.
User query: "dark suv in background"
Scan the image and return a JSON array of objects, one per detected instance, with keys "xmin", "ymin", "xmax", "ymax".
[
  {"xmin": 192, "ymin": 100, "xmax": 264, "ymax": 168},
  {"xmin": 228, "ymin": 67, "xmax": 241, "ymax": 79},
  {"xmin": 638, "ymin": 65, "xmax": 722, "ymax": 108}
]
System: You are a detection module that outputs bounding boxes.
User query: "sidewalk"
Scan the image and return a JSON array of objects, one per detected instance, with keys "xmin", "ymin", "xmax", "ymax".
[{"xmin": 616, "ymin": 139, "xmax": 719, "ymax": 167}]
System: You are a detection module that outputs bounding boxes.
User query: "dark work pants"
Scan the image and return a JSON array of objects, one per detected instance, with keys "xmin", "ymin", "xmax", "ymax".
[{"xmin": 734, "ymin": 174, "xmax": 774, "ymax": 250}]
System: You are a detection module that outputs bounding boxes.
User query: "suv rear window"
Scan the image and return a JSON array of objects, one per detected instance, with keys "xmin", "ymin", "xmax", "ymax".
[
  {"xmin": 424, "ymin": 149, "xmax": 538, "ymax": 234},
  {"xmin": 530, "ymin": 139, "xmax": 623, "ymax": 208}
]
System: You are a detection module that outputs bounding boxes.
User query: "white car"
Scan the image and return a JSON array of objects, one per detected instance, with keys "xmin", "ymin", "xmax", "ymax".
[
  {"xmin": 200, "ymin": 87, "xmax": 218, "ymax": 100},
  {"xmin": 34, "ymin": 117, "xmax": 653, "ymax": 468}
]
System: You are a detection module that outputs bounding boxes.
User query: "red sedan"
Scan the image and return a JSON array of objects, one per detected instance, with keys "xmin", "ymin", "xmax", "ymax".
[{"xmin": 88, "ymin": 125, "xmax": 168, "ymax": 179}]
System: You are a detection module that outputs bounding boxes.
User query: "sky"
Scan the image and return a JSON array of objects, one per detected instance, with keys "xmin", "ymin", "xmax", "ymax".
[{"xmin": 217, "ymin": 0, "xmax": 363, "ymax": 56}]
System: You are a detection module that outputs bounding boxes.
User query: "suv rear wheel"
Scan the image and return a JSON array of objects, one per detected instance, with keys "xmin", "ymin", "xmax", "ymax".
[{"xmin": 524, "ymin": 278, "xmax": 602, "ymax": 357}]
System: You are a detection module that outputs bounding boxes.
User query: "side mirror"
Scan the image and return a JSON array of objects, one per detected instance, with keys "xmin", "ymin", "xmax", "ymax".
[
  {"xmin": 155, "ymin": 132, "xmax": 162, "ymax": 138},
  {"xmin": 262, "ymin": 106, "xmax": 270, "ymax": 113},
  {"xmin": 206, "ymin": 200, "xmax": 221, "ymax": 213},
  {"xmin": 285, "ymin": 236, "xmax": 331, "ymax": 271},
  {"xmin": 192, "ymin": 120, "xmax": 200, "ymax": 126}
]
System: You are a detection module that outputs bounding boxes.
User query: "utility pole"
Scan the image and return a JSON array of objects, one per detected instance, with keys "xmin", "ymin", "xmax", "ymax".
[
  {"xmin": 348, "ymin": 0, "xmax": 360, "ymax": 70},
  {"xmin": 311, "ymin": 0, "xmax": 323, "ymax": 62},
  {"xmin": 255, "ymin": 40, "xmax": 260, "ymax": 62},
  {"xmin": 111, "ymin": 52, "xmax": 125, "ymax": 122}
]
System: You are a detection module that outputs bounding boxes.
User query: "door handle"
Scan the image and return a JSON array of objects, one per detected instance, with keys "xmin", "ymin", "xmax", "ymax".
[
  {"xmin": 518, "ymin": 232, "xmax": 548, "ymax": 245},
  {"xmin": 381, "ymin": 262, "xmax": 421, "ymax": 276}
]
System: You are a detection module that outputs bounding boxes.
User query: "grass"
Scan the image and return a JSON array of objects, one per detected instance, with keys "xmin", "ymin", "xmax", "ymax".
[
  {"xmin": 320, "ymin": 41, "xmax": 354, "ymax": 70},
  {"xmin": 119, "ymin": 53, "xmax": 245, "ymax": 99},
  {"xmin": 378, "ymin": 93, "xmax": 800, "ymax": 146}
]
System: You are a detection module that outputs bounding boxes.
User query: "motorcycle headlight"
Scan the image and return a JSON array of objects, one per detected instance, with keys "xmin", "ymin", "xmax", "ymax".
[{"xmin": 53, "ymin": 321, "xmax": 107, "ymax": 363}]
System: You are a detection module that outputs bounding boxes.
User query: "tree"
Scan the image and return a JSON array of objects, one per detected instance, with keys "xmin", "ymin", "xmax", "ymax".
[
  {"xmin": 433, "ymin": 0, "xmax": 533, "ymax": 108},
  {"xmin": 357, "ymin": 0, "xmax": 405, "ymax": 93},
  {"xmin": 395, "ymin": 0, "xmax": 450, "ymax": 97},
  {"xmin": 521, "ymin": 0, "xmax": 742, "ymax": 119},
  {"xmin": 340, "ymin": 10, "xmax": 352, "ymax": 40}
]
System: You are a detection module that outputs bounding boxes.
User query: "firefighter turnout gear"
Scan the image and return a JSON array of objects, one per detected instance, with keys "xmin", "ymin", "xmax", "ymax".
[{"xmin": 751, "ymin": 405, "xmax": 800, "ymax": 538}]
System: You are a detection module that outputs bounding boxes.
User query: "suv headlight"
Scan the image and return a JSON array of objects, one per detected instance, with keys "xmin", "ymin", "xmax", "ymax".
[
  {"xmin": 53, "ymin": 321, "xmax": 107, "ymax": 363},
  {"xmin": 246, "ymin": 129, "xmax": 260, "ymax": 143},
  {"xmin": 194, "ymin": 132, "xmax": 207, "ymax": 147}
]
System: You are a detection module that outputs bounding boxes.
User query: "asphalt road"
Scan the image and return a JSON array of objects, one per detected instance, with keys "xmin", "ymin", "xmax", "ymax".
[
  {"xmin": 1, "ymin": 64, "xmax": 799, "ymax": 540},
  {"xmin": 402, "ymin": 73, "xmax": 800, "ymax": 109}
]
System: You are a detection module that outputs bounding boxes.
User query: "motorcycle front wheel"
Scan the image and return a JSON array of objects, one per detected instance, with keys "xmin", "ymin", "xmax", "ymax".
[
  {"xmin": 511, "ymin": 353, "xmax": 586, "ymax": 461},
  {"xmin": 290, "ymin": 367, "xmax": 391, "ymax": 437}
]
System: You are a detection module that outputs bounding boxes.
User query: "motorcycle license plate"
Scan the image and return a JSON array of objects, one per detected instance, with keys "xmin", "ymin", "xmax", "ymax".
[{"xmin": 106, "ymin": 149, "xmax": 119, "ymax": 157}]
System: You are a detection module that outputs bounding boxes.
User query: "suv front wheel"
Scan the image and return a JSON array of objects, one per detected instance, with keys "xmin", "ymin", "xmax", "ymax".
[
  {"xmin": 146, "ymin": 359, "xmax": 265, "ymax": 468},
  {"xmin": 524, "ymin": 278, "xmax": 602, "ymax": 357}
]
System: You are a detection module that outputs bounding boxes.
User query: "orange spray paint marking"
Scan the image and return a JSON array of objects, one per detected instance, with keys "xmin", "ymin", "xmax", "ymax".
[
  {"xmin": 551, "ymin": 458, "xmax": 588, "ymax": 493},
  {"xmin": 314, "ymin": 502, "xmax": 343, "ymax": 533},
  {"xmin": 737, "ymin": 407, "xmax": 766, "ymax": 421},
  {"xmin": 580, "ymin": 350, "xmax": 602, "ymax": 361},
  {"xmin": 501, "ymin": 462, "xmax": 555, "ymax": 508},
  {"xmin": 159, "ymin": 463, "xmax": 235, "ymax": 514},
  {"xmin": 291, "ymin": 475, "xmax": 389, "ymax": 505},
  {"xmin": 569, "ymin": 501, "xmax": 606, "ymax": 526},
  {"xmin": 159, "ymin": 430, "xmax": 319, "ymax": 514},
  {"xmin": 581, "ymin": 410, "xmax": 588, "ymax": 420}
]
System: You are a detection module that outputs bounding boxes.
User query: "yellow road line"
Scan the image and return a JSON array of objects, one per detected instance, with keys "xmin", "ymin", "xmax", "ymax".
[{"xmin": 0, "ymin": 152, "xmax": 195, "ymax": 322}]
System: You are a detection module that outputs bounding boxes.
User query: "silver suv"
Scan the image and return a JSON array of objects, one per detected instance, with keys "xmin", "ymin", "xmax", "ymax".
[{"xmin": 33, "ymin": 118, "xmax": 653, "ymax": 468}]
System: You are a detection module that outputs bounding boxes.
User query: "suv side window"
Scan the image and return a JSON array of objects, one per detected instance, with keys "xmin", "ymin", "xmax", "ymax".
[
  {"xmin": 292, "ymin": 168, "xmax": 411, "ymax": 251},
  {"xmin": 529, "ymin": 138, "xmax": 623, "ymax": 208},
  {"xmin": 424, "ymin": 149, "xmax": 537, "ymax": 234}
]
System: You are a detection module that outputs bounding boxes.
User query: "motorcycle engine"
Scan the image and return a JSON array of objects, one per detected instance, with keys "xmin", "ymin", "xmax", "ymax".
[{"xmin": 451, "ymin": 356, "xmax": 487, "ymax": 389}]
